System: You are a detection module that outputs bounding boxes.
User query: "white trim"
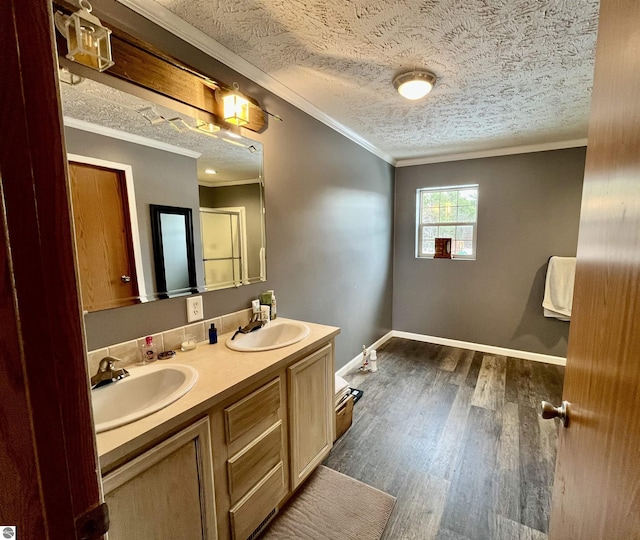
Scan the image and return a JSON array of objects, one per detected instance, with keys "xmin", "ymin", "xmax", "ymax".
[
  {"xmin": 198, "ymin": 178, "xmax": 262, "ymax": 188},
  {"xmin": 64, "ymin": 117, "xmax": 202, "ymax": 159},
  {"xmin": 67, "ymin": 154, "xmax": 148, "ymax": 301},
  {"xmin": 199, "ymin": 206, "xmax": 249, "ymax": 286},
  {"xmin": 336, "ymin": 330, "xmax": 566, "ymax": 376},
  {"xmin": 116, "ymin": 0, "xmax": 395, "ymax": 165},
  {"xmin": 335, "ymin": 331, "xmax": 394, "ymax": 377},
  {"xmin": 392, "ymin": 331, "xmax": 566, "ymax": 366},
  {"xmin": 416, "ymin": 184, "xmax": 479, "ymax": 260},
  {"xmin": 396, "ymin": 139, "xmax": 588, "ymax": 167}
]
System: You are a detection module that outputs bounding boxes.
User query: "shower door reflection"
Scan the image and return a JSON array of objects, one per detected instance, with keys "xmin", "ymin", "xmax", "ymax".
[{"xmin": 200, "ymin": 207, "xmax": 248, "ymax": 289}]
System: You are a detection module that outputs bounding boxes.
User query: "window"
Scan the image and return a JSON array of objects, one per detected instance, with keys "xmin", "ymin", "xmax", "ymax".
[{"xmin": 416, "ymin": 185, "xmax": 478, "ymax": 259}]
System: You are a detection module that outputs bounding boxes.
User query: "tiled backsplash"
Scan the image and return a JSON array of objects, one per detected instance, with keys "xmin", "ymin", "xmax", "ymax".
[{"xmin": 86, "ymin": 308, "xmax": 252, "ymax": 376}]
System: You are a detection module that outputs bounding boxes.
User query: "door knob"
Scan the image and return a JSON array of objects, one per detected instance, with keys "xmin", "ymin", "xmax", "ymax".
[
  {"xmin": 541, "ymin": 400, "xmax": 570, "ymax": 427},
  {"xmin": 121, "ymin": 275, "xmax": 131, "ymax": 283}
]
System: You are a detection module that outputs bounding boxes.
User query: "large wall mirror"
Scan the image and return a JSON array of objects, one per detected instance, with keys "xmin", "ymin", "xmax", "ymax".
[{"xmin": 59, "ymin": 74, "xmax": 266, "ymax": 312}]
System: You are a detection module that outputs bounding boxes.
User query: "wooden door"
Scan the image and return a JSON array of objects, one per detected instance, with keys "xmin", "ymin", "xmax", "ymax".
[
  {"xmin": 549, "ymin": 2, "xmax": 640, "ymax": 538},
  {"xmin": 0, "ymin": 0, "xmax": 103, "ymax": 537},
  {"xmin": 69, "ymin": 162, "xmax": 139, "ymax": 311}
]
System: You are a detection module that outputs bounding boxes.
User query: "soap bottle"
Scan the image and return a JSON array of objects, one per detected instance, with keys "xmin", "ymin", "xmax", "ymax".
[
  {"xmin": 269, "ymin": 290, "xmax": 277, "ymax": 320},
  {"xmin": 359, "ymin": 345, "xmax": 369, "ymax": 371},
  {"xmin": 369, "ymin": 349, "xmax": 378, "ymax": 372},
  {"xmin": 260, "ymin": 290, "xmax": 273, "ymax": 321},
  {"xmin": 209, "ymin": 323, "xmax": 218, "ymax": 344},
  {"xmin": 141, "ymin": 336, "xmax": 157, "ymax": 363}
]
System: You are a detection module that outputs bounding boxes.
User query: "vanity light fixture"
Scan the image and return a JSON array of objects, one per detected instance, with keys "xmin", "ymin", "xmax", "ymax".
[
  {"xmin": 221, "ymin": 137, "xmax": 249, "ymax": 149},
  {"xmin": 393, "ymin": 70, "xmax": 437, "ymax": 100},
  {"xmin": 58, "ymin": 67, "xmax": 84, "ymax": 86},
  {"xmin": 195, "ymin": 120, "xmax": 221, "ymax": 135},
  {"xmin": 143, "ymin": 111, "xmax": 222, "ymax": 139},
  {"xmin": 139, "ymin": 107, "xmax": 166, "ymax": 126},
  {"xmin": 54, "ymin": 0, "xmax": 114, "ymax": 72},
  {"xmin": 222, "ymin": 83, "xmax": 250, "ymax": 126}
]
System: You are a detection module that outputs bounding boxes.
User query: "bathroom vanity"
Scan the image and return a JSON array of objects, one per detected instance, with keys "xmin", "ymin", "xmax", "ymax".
[{"xmin": 96, "ymin": 319, "xmax": 339, "ymax": 540}]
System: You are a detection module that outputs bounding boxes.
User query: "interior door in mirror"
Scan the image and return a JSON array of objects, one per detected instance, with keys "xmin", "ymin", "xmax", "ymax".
[{"xmin": 69, "ymin": 161, "xmax": 140, "ymax": 311}]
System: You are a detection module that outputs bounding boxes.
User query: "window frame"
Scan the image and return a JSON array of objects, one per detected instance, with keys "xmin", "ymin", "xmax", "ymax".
[{"xmin": 415, "ymin": 184, "xmax": 479, "ymax": 260}]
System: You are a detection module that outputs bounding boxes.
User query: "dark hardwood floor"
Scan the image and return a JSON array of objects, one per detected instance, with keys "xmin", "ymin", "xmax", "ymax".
[{"xmin": 325, "ymin": 338, "xmax": 564, "ymax": 540}]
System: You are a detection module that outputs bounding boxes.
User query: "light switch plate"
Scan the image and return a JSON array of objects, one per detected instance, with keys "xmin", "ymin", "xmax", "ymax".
[{"xmin": 186, "ymin": 295, "xmax": 203, "ymax": 322}]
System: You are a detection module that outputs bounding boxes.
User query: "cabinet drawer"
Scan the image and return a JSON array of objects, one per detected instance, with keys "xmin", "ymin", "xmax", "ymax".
[
  {"xmin": 229, "ymin": 461, "xmax": 286, "ymax": 540},
  {"xmin": 227, "ymin": 421, "xmax": 283, "ymax": 505},
  {"xmin": 225, "ymin": 378, "xmax": 280, "ymax": 445}
]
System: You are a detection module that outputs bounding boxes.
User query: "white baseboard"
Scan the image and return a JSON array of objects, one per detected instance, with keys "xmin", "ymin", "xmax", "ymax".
[
  {"xmin": 336, "ymin": 330, "xmax": 566, "ymax": 376},
  {"xmin": 392, "ymin": 331, "xmax": 567, "ymax": 366},
  {"xmin": 336, "ymin": 331, "xmax": 394, "ymax": 377}
]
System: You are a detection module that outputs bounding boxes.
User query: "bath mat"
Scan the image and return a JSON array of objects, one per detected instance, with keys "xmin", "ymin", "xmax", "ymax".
[{"xmin": 261, "ymin": 465, "xmax": 395, "ymax": 540}]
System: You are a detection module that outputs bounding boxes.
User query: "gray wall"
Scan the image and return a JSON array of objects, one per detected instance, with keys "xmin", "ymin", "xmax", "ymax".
[
  {"xmin": 82, "ymin": 0, "xmax": 395, "ymax": 369},
  {"xmin": 64, "ymin": 127, "xmax": 205, "ymax": 295},
  {"xmin": 393, "ymin": 148, "xmax": 585, "ymax": 357}
]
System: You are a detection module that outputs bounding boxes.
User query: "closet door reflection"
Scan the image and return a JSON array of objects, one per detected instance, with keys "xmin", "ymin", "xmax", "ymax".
[{"xmin": 201, "ymin": 208, "xmax": 247, "ymax": 289}]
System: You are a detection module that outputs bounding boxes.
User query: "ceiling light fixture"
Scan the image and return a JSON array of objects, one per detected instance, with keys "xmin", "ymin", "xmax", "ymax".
[
  {"xmin": 54, "ymin": 0, "xmax": 114, "ymax": 72},
  {"xmin": 205, "ymin": 169, "xmax": 217, "ymax": 175},
  {"xmin": 393, "ymin": 70, "xmax": 437, "ymax": 100}
]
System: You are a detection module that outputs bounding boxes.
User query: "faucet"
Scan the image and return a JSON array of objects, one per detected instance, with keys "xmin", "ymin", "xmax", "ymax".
[
  {"xmin": 231, "ymin": 313, "xmax": 266, "ymax": 340},
  {"xmin": 91, "ymin": 356, "xmax": 130, "ymax": 389}
]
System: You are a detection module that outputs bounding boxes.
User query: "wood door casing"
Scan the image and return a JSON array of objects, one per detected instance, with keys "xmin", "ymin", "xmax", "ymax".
[
  {"xmin": 0, "ymin": 0, "xmax": 102, "ymax": 536},
  {"xmin": 69, "ymin": 162, "xmax": 139, "ymax": 311},
  {"xmin": 549, "ymin": 1, "xmax": 640, "ymax": 538}
]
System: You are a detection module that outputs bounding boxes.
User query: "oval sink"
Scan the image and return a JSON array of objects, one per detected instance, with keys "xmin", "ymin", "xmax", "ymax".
[
  {"xmin": 226, "ymin": 320, "xmax": 310, "ymax": 352},
  {"xmin": 92, "ymin": 363, "xmax": 198, "ymax": 433}
]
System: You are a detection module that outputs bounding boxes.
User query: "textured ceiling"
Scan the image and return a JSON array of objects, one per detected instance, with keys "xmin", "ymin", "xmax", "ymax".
[{"xmin": 126, "ymin": 0, "xmax": 600, "ymax": 162}]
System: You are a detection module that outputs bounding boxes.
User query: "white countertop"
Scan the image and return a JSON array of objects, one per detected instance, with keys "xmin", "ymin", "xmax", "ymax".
[{"xmin": 95, "ymin": 318, "xmax": 340, "ymax": 471}]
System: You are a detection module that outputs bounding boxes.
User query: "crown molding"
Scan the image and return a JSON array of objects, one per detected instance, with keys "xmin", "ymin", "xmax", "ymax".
[
  {"xmin": 116, "ymin": 0, "xmax": 395, "ymax": 165},
  {"xmin": 63, "ymin": 117, "xmax": 202, "ymax": 158},
  {"xmin": 198, "ymin": 178, "xmax": 262, "ymax": 188},
  {"xmin": 395, "ymin": 139, "xmax": 588, "ymax": 167}
]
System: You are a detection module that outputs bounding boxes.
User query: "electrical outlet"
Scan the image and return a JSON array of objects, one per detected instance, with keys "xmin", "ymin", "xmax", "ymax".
[{"xmin": 186, "ymin": 295, "xmax": 203, "ymax": 322}]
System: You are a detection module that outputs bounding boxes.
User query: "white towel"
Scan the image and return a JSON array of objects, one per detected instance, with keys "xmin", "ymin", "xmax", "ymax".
[{"xmin": 543, "ymin": 257, "xmax": 576, "ymax": 321}]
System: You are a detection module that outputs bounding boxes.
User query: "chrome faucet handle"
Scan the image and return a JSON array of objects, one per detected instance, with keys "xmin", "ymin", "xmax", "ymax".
[
  {"xmin": 91, "ymin": 356, "xmax": 128, "ymax": 389},
  {"xmin": 97, "ymin": 356, "xmax": 121, "ymax": 373}
]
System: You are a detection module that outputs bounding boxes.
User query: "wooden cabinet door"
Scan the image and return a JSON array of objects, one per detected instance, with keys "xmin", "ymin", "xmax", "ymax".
[
  {"xmin": 103, "ymin": 418, "xmax": 217, "ymax": 540},
  {"xmin": 288, "ymin": 343, "xmax": 334, "ymax": 489},
  {"xmin": 548, "ymin": 2, "xmax": 640, "ymax": 538}
]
